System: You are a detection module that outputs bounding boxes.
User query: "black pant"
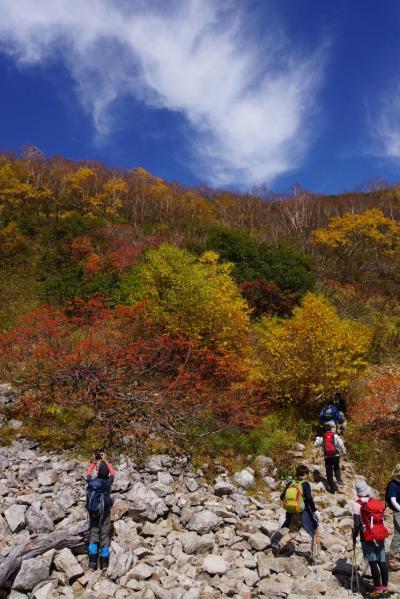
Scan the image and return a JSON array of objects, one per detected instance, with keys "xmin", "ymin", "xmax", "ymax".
[
  {"xmin": 370, "ymin": 561, "xmax": 389, "ymax": 588},
  {"xmin": 325, "ymin": 456, "xmax": 341, "ymax": 492}
]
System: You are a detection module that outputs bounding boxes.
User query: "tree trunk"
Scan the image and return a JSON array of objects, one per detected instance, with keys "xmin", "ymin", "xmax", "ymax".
[{"xmin": 0, "ymin": 521, "xmax": 88, "ymax": 594}]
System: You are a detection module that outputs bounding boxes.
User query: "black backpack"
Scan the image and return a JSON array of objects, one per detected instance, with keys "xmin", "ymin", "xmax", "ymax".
[{"xmin": 86, "ymin": 478, "xmax": 111, "ymax": 518}]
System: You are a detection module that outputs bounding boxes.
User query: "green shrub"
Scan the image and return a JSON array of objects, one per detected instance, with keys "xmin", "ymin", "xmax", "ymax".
[
  {"xmin": 260, "ymin": 242, "xmax": 315, "ymax": 295},
  {"xmin": 189, "ymin": 226, "xmax": 315, "ymax": 295}
]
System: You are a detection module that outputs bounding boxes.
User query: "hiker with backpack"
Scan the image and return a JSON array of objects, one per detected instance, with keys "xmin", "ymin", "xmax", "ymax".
[
  {"xmin": 86, "ymin": 451, "xmax": 116, "ymax": 572},
  {"xmin": 271, "ymin": 464, "xmax": 320, "ymax": 557},
  {"xmin": 314, "ymin": 423, "xmax": 346, "ymax": 494},
  {"xmin": 319, "ymin": 401, "xmax": 345, "ymax": 432},
  {"xmin": 352, "ymin": 480, "xmax": 390, "ymax": 598},
  {"xmin": 385, "ymin": 464, "xmax": 400, "ymax": 571}
]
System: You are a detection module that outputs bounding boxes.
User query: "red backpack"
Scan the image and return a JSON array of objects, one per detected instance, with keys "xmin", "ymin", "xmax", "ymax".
[
  {"xmin": 358, "ymin": 498, "xmax": 389, "ymax": 543},
  {"xmin": 323, "ymin": 432, "xmax": 336, "ymax": 457}
]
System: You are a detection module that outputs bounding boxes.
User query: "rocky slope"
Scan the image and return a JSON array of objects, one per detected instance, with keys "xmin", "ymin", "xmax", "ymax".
[{"xmin": 0, "ymin": 433, "xmax": 399, "ymax": 598}]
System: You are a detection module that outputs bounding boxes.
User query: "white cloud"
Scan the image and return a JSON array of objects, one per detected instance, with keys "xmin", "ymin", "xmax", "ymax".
[
  {"xmin": 374, "ymin": 92, "xmax": 400, "ymax": 160},
  {"xmin": 0, "ymin": 0, "xmax": 326, "ymax": 186}
]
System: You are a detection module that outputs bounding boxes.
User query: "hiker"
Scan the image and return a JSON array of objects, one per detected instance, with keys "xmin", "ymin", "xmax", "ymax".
[
  {"xmin": 386, "ymin": 464, "xmax": 400, "ymax": 570},
  {"xmin": 314, "ymin": 423, "xmax": 346, "ymax": 494},
  {"xmin": 319, "ymin": 401, "xmax": 345, "ymax": 432},
  {"xmin": 352, "ymin": 480, "xmax": 390, "ymax": 598},
  {"xmin": 333, "ymin": 391, "xmax": 347, "ymax": 416},
  {"xmin": 86, "ymin": 451, "xmax": 116, "ymax": 571},
  {"xmin": 271, "ymin": 464, "xmax": 320, "ymax": 558}
]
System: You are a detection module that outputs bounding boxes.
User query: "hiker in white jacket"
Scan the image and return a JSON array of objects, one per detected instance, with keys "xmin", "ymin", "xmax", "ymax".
[{"xmin": 314, "ymin": 423, "xmax": 346, "ymax": 494}]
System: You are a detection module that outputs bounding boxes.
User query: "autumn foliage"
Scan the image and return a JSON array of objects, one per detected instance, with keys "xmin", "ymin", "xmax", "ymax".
[
  {"xmin": 0, "ymin": 298, "xmax": 265, "ymax": 450},
  {"xmin": 3, "ymin": 147, "xmax": 400, "ymax": 463},
  {"xmin": 256, "ymin": 293, "xmax": 371, "ymax": 405}
]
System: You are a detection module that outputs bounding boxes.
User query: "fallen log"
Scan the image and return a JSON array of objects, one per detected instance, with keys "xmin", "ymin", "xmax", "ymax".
[{"xmin": 0, "ymin": 521, "xmax": 88, "ymax": 593}]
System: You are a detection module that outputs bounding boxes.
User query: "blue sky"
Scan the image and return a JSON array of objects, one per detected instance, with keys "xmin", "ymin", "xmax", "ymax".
[{"xmin": 1, "ymin": 0, "xmax": 400, "ymax": 194}]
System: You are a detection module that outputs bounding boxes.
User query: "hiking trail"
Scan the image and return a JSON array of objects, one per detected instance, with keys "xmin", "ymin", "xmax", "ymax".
[{"xmin": 0, "ymin": 436, "xmax": 398, "ymax": 598}]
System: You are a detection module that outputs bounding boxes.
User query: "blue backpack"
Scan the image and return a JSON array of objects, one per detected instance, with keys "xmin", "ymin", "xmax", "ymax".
[
  {"xmin": 86, "ymin": 478, "xmax": 111, "ymax": 518},
  {"xmin": 319, "ymin": 404, "xmax": 334, "ymax": 422}
]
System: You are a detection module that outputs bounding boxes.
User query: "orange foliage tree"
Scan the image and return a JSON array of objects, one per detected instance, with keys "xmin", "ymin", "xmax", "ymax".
[
  {"xmin": 350, "ymin": 374, "xmax": 400, "ymax": 441},
  {"xmin": 0, "ymin": 298, "xmax": 265, "ymax": 450}
]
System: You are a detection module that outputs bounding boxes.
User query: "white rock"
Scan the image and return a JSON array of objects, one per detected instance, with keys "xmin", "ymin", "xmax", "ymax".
[
  {"xmin": 126, "ymin": 482, "xmax": 168, "ymax": 521},
  {"xmin": 187, "ymin": 510, "xmax": 221, "ymax": 534},
  {"xmin": 129, "ymin": 563, "xmax": 154, "ymax": 580},
  {"xmin": 53, "ymin": 548, "xmax": 84, "ymax": 582},
  {"xmin": 203, "ymin": 555, "xmax": 229, "ymax": 575},
  {"xmin": 13, "ymin": 557, "xmax": 50, "ymax": 592},
  {"xmin": 32, "ymin": 582, "xmax": 54, "ymax": 599},
  {"xmin": 247, "ymin": 532, "xmax": 270, "ymax": 551},
  {"xmin": 233, "ymin": 469, "xmax": 255, "ymax": 489},
  {"xmin": 38, "ymin": 471, "xmax": 57, "ymax": 486},
  {"xmin": 5, "ymin": 504, "xmax": 27, "ymax": 532}
]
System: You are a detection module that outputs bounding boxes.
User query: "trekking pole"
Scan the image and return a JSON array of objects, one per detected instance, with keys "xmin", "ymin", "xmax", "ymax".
[
  {"xmin": 350, "ymin": 542, "xmax": 360, "ymax": 594},
  {"xmin": 311, "ymin": 526, "xmax": 320, "ymax": 566}
]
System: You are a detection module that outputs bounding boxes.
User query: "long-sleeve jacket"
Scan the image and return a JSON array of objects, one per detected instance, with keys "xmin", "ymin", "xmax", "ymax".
[
  {"xmin": 86, "ymin": 461, "xmax": 116, "ymax": 478},
  {"xmin": 280, "ymin": 480, "xmax": 317, "ymax": 514},
  {"xmin": 314, "ymin": 433, "xmax": 346, "ymax": 457},
  {"xmin": 319, "ymin": 404, "xmax": 344, "ymax": 425}
]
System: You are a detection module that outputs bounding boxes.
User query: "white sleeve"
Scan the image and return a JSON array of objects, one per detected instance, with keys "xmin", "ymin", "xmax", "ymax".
[
  {"xmin": 314, "ymin": 437, "xmax": 323, "ymax": 447},
  {"xmin": 335, "ymin": 434, "xmax": 346, "ymax": 453},
  {"xmin": 391, "ymin": 497, "xmax": 400, "ymax": 512}
]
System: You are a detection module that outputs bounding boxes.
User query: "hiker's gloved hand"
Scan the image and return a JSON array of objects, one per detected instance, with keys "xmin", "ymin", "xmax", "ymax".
[{"xmin": 314, "ymin": 510, "xmax": 321, "ymax": 521}]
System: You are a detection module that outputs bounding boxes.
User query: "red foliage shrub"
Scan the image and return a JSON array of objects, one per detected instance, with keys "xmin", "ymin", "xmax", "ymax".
[
  {"xmin": 350, "ymin": 374, "xmax": 400, "ymax": 441},
  {"xmin": 241, "ymin": 279, "xmax": 296, "ymax": 318},
  {"xmin": 0, "ymin": 298, "xmax": 266, "ymax": 447}
]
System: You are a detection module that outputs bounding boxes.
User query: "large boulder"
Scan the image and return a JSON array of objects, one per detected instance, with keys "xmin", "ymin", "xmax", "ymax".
[
  {"xmin": 126, "ymin": 482, "xmax": 168, "ymax": 521},
  {"xmin": 13, "ymin": 555, "xmax": 51, "ymax": 592},
  {"xmin": 178, "ymin": 531, "xmax": 215, "ymax": 554},
  {"xmin": 53, "ymin": 548, "xmax": 84, "ymax": 583},
  {"xmin": 4, "ymin": 504, "xmax": 27, "ymax": 533},
  {"xmin": 144, "ymin": 454, "xmax": 173, "ymax": 473},
  {"xmin": 203, "ymin": 555, "xmax": 229, "ymax": 575},
  {"xmin": 233, "ymin": 469, "xmax": 255, "ymax": 489},
  {"xmin": 25, "ymin": 506, "xmax": 54, "ymax": 534},
  {"xmin": 186, "ymin": 510, "xmax": 221, "ymax": 534},
  {"xmin": 37, "ymin": 471, "xmax": 57, "ymax": 487}
]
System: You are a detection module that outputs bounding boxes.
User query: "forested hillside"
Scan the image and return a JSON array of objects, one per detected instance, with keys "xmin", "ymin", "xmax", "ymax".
[{"xmin": 1, "ymin": 145, "xmax": 400, "ymax": 488}]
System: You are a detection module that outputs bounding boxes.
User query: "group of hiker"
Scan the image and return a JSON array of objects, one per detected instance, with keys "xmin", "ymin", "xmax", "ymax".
[
  {"xmin": 270, "ymin": 392, "xmax": 400, "ymax": 597},
  {"xmin": 84, "ymin": 392, "xmax": 400, "ymax": 598}
]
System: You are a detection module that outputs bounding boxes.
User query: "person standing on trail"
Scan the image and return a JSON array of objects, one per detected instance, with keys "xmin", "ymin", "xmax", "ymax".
[
  {"xmin": 319, "ymin": 401, "xmax": 345, "ymax": 432},
  {"xmin": 333, "ymin": 391, "xmax": 347, "ymax": 416},
  {"xmin": 314, "ymin": 423, "xmax": 346, "ymax": 494},
  {"xmin": 271, "ymin": 464, "xmax": 320, "ymax": 558},
  {"xmin": 352, "ymin": 480, "xmax": 390, "ymax": 598},
  {"xmin": 86, "ymin": 450, "xmax": 116, "ymax": 572},
  {"xmin": 386, "ymin": 464, "xmax": 400, "ymax": 571}
]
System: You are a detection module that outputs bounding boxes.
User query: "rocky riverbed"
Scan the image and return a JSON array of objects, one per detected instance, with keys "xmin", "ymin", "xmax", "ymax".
[{"xmin": 0, "ymin": 435, "xmax": 399, "ymax": 598}]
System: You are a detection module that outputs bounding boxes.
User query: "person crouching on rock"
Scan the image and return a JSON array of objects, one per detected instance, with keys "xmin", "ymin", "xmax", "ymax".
[
  {"xmin": 86, "ymin": 454, "xmax": 115, "ymax": 572},
  {"xmin": 271, "ymin": 464, "xmax": 320, "ymax": 558}
]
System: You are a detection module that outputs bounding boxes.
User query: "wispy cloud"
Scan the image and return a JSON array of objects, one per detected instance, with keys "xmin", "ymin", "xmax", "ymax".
[
  {"xmin": 373, "ymin": 91, "xmax": 400, "ymax": 160},
  {"xmin": 0, "ymin": 0, "xmax": 326, "ymax": 187}
]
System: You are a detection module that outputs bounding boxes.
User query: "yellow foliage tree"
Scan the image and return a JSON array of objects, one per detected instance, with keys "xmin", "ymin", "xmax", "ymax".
[
  {"xmin": 124, "ymin": 244, "xmax": 251, "ymax": 354},
  {"xmin": 0, "ymin": 222, "xmax": 28, "ymax": 261},
  {"xmin": 0, "ymin": 161, "xmax": 39, "ymax": 215},
  {"xmin": 64, "ymin": 167, "xmax": 97, "ymax": 213},
  {"xmin": 94, "ymin": 178, "xmax": 128, "ymax": 215},
  {"xmin": 312, "ymin": 209, "xmax": 400, "ymax": 257},
  {"xmin": 256, "ymin": 293, "xmax": 371, "ymax": 404}
]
